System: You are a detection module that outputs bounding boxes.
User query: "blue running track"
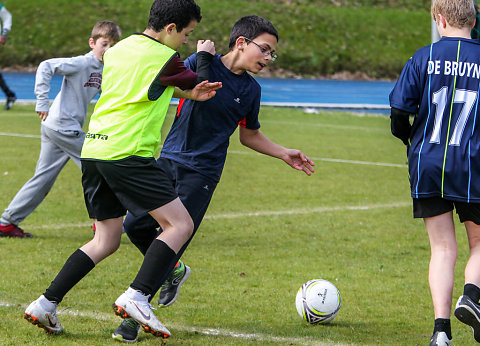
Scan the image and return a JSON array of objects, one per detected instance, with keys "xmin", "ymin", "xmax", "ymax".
[{"xmin": 0, "ymin": 72, "xmax": 395, "ymax": 112}]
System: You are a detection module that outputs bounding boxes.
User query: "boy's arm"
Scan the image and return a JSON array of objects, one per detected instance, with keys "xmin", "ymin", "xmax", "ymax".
[
  {"xmin": 390, "ymin": 107, "xmax": 412, "ymax": 145},
  {"xmin": 195, "ymin": 40, "xmax": 215, "ymax": 83},
  {"xmin": 238, "ymin": 127, "xmax": 315, "ymax": 176},
  {"xmin": 0, "ymin": 6, "xmax": 12, "ymax": 45},
  {"xmin": 34, "ymin": 56, "xmax": 86, "ymax": 119},
  {"xmin": 173, "ymin": 80, "xmax": 222, "ymax": 101},
  {"xmin": 162, "ymin": 40, "xmax": 219, "ymax": 100}
]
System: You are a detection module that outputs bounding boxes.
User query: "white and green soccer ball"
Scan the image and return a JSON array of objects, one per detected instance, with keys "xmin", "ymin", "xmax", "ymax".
[{"xmin": 295, "ymin": 279, "xmax": 341, "ymax": 324}]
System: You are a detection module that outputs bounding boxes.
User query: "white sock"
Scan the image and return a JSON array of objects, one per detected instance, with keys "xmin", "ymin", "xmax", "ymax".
[
  {"xmin": 40, "ymin": 295, "xmax": 58, "ymax": 309},
  {"xmin": 126, "ymin": 287, "xmax": 149, "ymax": 301}
]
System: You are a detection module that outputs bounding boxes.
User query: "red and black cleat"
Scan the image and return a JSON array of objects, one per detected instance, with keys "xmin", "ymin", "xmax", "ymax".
[{"xmin": 0, "ymin": 224, "xmax": 32, "ymax": 238}]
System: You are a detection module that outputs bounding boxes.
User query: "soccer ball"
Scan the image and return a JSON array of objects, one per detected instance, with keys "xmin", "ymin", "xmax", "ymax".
[{"xmin": 295, "ymin": 279, "xmax": 341, "ymax": 324}]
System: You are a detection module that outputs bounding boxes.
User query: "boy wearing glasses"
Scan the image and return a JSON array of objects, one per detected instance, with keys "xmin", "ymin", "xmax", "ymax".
[{"xmin": 112, "ymin": 15, "xmax": 314, "ymax": 343}]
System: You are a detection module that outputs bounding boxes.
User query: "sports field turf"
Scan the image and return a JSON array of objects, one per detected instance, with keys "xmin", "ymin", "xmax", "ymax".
[{"xmin": 0, "ymin": 104, "xmax": 475, "ymax": 345}]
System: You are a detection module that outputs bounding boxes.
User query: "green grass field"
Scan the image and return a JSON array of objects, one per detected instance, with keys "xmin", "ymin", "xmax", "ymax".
[{"xmin": 0, "ymin": 104, "xmax": 475, "ymax": 345}]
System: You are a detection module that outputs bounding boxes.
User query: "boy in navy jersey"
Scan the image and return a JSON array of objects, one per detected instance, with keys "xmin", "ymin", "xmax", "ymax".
[
  {"xmin": 390, "ymin": 0, "xmax": 480, "ymax": 344},
  {"xmin": 112, "ymin": 15, "xmax": 315, "ymax": 343}
]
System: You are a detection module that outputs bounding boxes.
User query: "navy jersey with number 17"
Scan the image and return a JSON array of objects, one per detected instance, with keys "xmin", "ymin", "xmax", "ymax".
[{"xmin": 390, "ymin": 37, "xmax": 480, "ymax": 202}]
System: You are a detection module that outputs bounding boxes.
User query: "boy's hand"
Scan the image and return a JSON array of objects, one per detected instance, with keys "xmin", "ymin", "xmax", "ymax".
[
  {"xmin": 283, "ymin": 149, "xmax": 315, "ymax": 176},
  {"xmin": 189, "ymin": 80, "xmax": 222, "ymax": 101},
  {"xmin": 0, "ymin": 35, "xmax": 6, "ymax": 45},
  {"xmin": 37, "ymin": 111, "xmax": 49, "ymax": 121},
  {"xmin": 197, "ymin": 40, "xmax": 215, "ymax": 55}
]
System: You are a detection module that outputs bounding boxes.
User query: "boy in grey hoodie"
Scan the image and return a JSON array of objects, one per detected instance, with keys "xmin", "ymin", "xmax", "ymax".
[{"xmin": 0, "ymin": 21, "xmax": 121, "ymax": 238}]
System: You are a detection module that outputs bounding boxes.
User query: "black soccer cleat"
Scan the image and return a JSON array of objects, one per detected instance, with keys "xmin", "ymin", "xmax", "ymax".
[
  {"xmin": 112, "ymin": 317, "xmax": 141, "ymax": 343},
  {"xmin": 454, "ymin": 295, "xmax": 480, "ymax": 343},
  {"xmin": 158, "ymin": 261, "xmax": 191, "ymax": 307},
  {"xmin": 4, "ymin": 94, "xmax": 16, "ymax": 110}
]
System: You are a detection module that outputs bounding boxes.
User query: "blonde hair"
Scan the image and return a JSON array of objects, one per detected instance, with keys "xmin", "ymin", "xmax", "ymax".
[
  {"xmin": 431, "ymin": 0, "xmax": 475, "ymax": 29},
  {"xmin": 91, "ymin": 21, "xmax": 122, "ymax": 43}
]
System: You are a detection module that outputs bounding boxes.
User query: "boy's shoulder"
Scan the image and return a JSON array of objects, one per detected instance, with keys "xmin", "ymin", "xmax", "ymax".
[
  {"xmin": 37, "ymin": 51, "xmax": 102, "ymax": 74},
  {"xmin": 212, "ymin": 54, "xmax": 261, "ymax": 87}
]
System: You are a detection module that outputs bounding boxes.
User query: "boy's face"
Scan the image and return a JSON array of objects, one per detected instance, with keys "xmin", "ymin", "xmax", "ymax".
[
  {"xmin": 241, "ymin": 33, "xmax": 278, "ymax": 74},
  {"xmin": 164, "ymin": 20, "xmax": 198, "ymax": 51},
  {"xmin": 89, "ymin": 37, "xmax": 116, "ymax": 62}
]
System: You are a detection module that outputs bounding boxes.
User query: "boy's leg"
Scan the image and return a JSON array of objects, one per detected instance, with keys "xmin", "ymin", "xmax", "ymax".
[
  {"xmin": 113, "ymin": 173, "xmax": 215, "ymax": 340},
  {"xmin": 1, "ymin": 127, "xmax": 70, "ymax": 230},
  {"xmin": 454, "ymin": 220, "xmax": 480, "ymax": 342},
  {"xmin": 0, "ymin": 73, "xmax": 15, "ymax": 97},
  {"xmin": 155, "ymin": 162, "xmax": 217, "ymax": 304},
  {"xmin": 131, "ymin": 197, "xmax": 193, "ymax": 294},
  {"xmin": 51, "ymin": 129, "xmax": 85, "ymax": 169},
  {"xmin": 0, "ymin": 73, "xmax": 16, "ymax": 110},
  {"xmin": 124, "ymin": 212, "xmax": 159, "ymax": 255},
  {"xmin": 24, "ymin": 217, "xmax": 123, "ymax": 333},
  {"xmin": 424, "ymin": 212, "xmax": 457, "ymax": 319},
  {"xmin": 81, "ymin": 217, "xmax": 124, "ymax": 263},
  {"xmin": 424, "ymin": 211, "xmax": 456, "ymax": 344},
  {"xmin": 113, "ymin": 197, "xmax": 193, "ymax": 338},
  {"xmin": 464, "ymin": 221, "xmax": 480, "ymax": 287}
]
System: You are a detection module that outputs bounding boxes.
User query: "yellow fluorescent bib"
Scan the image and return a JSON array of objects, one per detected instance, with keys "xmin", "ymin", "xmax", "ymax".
[{"xmin": 81, "ymin": 34, "xmax": 176, "ymax": 160}]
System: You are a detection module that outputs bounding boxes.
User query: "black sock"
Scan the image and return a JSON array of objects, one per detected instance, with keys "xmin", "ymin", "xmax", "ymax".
[
  {"xmin": 464, "ymin": 283, "xmax": 480, "ymax": 303},
  {"xmin": 44, "ymin": 249, "xmax": 95, "ymax": 303},
  {"xmin": 130, "ymin": 239, "xmax": 176, "ymax": 296},
  {"xmin": 433, "ymin": 318, "xmax": 451, "ymax": 340}
]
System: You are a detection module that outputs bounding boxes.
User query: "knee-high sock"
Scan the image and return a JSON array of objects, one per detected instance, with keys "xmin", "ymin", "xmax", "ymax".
[
  {"xmin": 44, "ymin": 249, "xmax": 95, "ymax": 303},
  {"xmin": 130, "ymin": 239, "xmax": 176, "ymax": 296}
]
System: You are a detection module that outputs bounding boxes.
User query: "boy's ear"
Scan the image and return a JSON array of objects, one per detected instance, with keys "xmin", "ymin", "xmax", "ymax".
[
  {"xmin": 165, "ymin": 23, "xmax": 177, "ymax": 34},
  {"xmin": 437, "ymin": 13, "xmax": 447, "ymax": 29},
  {"xmin": 88, "ymin": 37, "xmax": 95, "ymax": 49},
  {"xmin": 236, "ymin": 36, "xmax": 247, "ymax": 50}
]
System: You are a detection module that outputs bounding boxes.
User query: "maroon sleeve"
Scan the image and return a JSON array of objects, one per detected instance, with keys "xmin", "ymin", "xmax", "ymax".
[{"xmin": 158, "ymin": 55, "xmax": 199, "ymax": 90}]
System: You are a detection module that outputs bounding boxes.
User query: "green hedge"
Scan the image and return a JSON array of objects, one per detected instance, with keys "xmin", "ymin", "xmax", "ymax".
[{"xmin": 1, "ymin": 0, "xmax": 433, "ymax": 79}]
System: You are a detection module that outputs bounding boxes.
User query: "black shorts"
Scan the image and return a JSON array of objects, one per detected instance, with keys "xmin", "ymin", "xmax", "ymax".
[
  {"xmin": 413, "ymin": 196, "xmax": 480, "ymax": 225},
  {"xmin": 81, "ymin": 156, "xmax": 177, "ymax": 221}
]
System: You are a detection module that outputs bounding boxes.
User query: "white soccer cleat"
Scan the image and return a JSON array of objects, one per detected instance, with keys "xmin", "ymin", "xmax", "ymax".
[
  {"xmin": 429, "ymin": 331, "xmax": 452, "ymax": 346},
  {"xmin": 113, "ymin": 287, "xmax": 171, "ymax": 338},
  {"xmin": 24, "ymin": 295, "xmax": 63, "ymax": 334}
]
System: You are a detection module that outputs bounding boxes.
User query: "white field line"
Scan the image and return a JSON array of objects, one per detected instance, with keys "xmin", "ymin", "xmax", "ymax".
[
  {"xmin": 0, "ymin": 132, "xmax": 407, "ymax": 168},
  {"xmin": 0, "ymin": 301, "xmax": 345, "ymax": 345},
  {"xmin": 0, "ymin": 132, "xmax": 40, "ymax": 138},
  {"xmin": 260, "ymin": 119, "xmax": 387, "ymax": 132},
  {"xmin": 228, "ymin": 150, "xmax": 406, "ymax": 168},
  {"xmin": 203, "ymin": 202, "xmax": 411, "ymax": 220},
  {"xmin": 25, "ymin": 202, "xmax": 410, "ymax": 230}
]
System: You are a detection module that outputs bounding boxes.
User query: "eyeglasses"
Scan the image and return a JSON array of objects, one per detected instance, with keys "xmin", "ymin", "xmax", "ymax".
[{"xmin": 243, "ymin": 37, "xmax": 277, "ymax": 62}]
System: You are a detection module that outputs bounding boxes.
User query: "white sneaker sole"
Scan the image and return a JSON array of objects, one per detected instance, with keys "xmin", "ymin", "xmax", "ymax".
[{"xmin": 23, "ymin": 312, "xmax": 63, "ymax": 334}]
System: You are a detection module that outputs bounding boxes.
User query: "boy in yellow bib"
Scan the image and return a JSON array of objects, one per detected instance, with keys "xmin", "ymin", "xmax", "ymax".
[{"xmin": 24, "ymin": 0, "xmax": 221, "ymax": 339}]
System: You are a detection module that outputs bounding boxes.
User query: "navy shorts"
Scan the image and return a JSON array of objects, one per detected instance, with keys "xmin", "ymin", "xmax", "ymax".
[
  {"xmin": 123, "ymin": 158, "xmax": 217, "ymax": 291},
  {"xmin": 413, "ymin": 197, "xmax": 480, "ymax": 225},
  {"xmin": 124, "ymin": 158, "xmax": 217, "ymax": 250},
  {"xmin": 81, "ymin": 156, "xmax": 177, "ymax": 221}
]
